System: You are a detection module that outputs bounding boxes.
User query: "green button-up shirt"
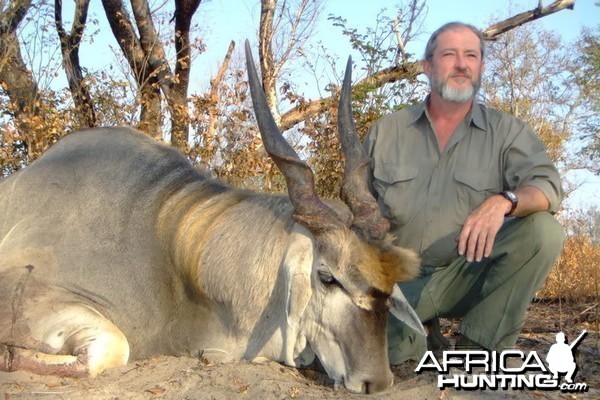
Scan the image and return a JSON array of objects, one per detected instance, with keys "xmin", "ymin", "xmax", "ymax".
[{"xmin": 364, "ymin": 100, "xmax": 564, "ymax": 267}]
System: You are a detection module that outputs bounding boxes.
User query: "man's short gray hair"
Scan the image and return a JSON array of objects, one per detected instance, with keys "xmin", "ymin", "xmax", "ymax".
[{"xmin": 424, "ymin": 22, "xmax": 486, "ymax": 61}]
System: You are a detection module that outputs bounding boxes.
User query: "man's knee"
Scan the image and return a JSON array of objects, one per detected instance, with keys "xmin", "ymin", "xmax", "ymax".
[
  {"xmin": 521, "ymin": 211, "xmax": 565, "ymax": 255},
  {"xmin": 493, "ymin": 211, "xmax": 565, "ymax": 275}
]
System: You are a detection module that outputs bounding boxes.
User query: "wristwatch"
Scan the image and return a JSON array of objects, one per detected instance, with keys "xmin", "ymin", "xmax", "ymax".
[{"xmin": 499, "ymin": 191, "xmax": 518, "ymax": 216}]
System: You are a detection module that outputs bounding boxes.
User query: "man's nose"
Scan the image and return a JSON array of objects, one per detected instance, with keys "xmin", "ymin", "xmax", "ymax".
[{"xmin": 455, "ymin": 54, "xmax": 468, "ymax": 69}]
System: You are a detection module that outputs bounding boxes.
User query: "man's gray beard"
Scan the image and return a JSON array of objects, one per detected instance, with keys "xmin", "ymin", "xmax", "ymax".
[{"xmin": 431, "ymin": 75, "xmax": 480, "ymax": 103}]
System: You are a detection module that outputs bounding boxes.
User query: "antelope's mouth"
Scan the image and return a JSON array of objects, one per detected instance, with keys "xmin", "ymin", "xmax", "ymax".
[{"xmin": 336, "ymin": 376, "xmax": 366, "ymax": 394}]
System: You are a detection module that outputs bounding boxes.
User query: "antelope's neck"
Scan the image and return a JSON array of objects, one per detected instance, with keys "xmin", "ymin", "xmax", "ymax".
[{"xmin": 156, "ymin": 180, "xmax": 244, "ymax": 284}]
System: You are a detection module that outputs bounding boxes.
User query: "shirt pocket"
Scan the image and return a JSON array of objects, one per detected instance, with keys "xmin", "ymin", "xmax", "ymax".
[
  {"xmin": 372, "ymin": 164, "xmax": 419, "ymax": 227},
  {"xmin": 453, "ymin": 169, "xmax": 502, "ymax": 212}
]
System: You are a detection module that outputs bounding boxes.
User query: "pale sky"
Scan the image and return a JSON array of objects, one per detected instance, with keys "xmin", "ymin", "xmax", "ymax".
[{"xmin": 76, "ymin": 0, "xmax": 599, "ymax": 80}]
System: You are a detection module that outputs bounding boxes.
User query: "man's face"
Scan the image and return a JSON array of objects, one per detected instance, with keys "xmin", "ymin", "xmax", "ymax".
[{"xmin": 424, "ymin": 27, "xmax": 484, "ymax": 103}]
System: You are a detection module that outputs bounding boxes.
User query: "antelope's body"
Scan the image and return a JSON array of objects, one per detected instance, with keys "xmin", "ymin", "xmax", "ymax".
[
  {"xmin": 0, "ymin": 46, "xmax": 422, "ymax": 394},
  {"xmin": 1, "ymin": 128, "xmax": 291, "ymax": 360}
]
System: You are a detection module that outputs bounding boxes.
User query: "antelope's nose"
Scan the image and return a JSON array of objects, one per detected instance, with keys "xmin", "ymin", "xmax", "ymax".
[
  {"xmin": 347, "ymin": 370, "xmax": 393, "ymax": 394},
  {"xmin": 363, "ymin": 372, "xmax": 394, "ymax": 393}
]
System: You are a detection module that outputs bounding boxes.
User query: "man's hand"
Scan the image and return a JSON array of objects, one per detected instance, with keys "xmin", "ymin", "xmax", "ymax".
[
  {"xmin": 457, "ymin": 186, "xmax": 550, "ymax": 262},
  {"xmin": 457, "ymin": 195, "xmax": 511, "ymax": 262}
]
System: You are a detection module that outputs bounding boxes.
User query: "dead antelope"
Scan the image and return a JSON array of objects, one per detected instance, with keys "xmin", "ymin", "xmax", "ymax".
[{"xmin": 0, "ymin": 42, "xmax": 423, "ymax": 394}]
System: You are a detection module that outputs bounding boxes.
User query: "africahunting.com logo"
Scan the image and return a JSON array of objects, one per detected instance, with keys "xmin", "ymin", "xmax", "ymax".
[{"xmin": 415, "ymin": 330, "xmax": 589, "ymax": 392}]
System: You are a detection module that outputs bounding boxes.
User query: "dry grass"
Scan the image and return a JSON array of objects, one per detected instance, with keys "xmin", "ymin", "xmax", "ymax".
[{"xmin": 538, "ymin": 233, "xmax": 600, "ymax": 300}]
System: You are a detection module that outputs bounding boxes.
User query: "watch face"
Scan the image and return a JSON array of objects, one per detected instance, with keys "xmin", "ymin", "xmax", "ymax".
[
  {"xmin": 505, "ymin": 191, "xmax": 517, "ymax": 202},
  {"xmin": 501, "ymin": 191, "xmax": 518, "ymax": 216}
]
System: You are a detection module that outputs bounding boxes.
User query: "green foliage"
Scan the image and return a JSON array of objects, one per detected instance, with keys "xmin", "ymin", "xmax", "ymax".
[
  {"xmin": 575, "ymin": 27, "xmax": 600, "ymax": 173},
  {"xmin": 328, "ymin": 14, "xmax": 394, "ymax": 74}
]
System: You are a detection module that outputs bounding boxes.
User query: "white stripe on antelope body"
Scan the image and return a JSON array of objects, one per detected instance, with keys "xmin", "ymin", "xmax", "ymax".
[{"xmin": 0, "ymin": 41, "xmax": 423, "ymax": 394}]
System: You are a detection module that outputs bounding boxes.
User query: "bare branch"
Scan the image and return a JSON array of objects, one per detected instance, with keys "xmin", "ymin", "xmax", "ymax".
[
  {"xmin": 258, "ymin": 0, "xmax": 323, "ymax": 124},
  {"xmin": 483, "ymin": 0, "xmax": 575, "ymax": 39},
  {"xmin": 204, "ymin": 40, "xmax": 235, "ymax": 164},
  {"xmin": 130, "ymin": 0, "xmax": 173, "ymax": 91},
  {"xmin": 393, "ymin": 16, "xmax": 407, "ymax": 64},
  {"xmin": 259, "ymin": 0, "xmax": 279, "ymax": 121},
  {"xmin": 280, "ymin": 61, "xmax": 422, "ymax": 131}
]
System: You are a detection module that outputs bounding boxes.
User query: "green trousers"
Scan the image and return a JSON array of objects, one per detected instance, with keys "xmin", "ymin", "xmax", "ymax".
[{"xmin": 388, "ymin": 211, "xmax": 565, "ymax": 364}]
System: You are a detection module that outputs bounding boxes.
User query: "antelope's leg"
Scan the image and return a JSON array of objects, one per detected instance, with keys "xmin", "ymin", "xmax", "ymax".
[
  {"xmin": 2, "ymin": 303, "xmax": 130, "ymax": 377},
  {"xmin": 2, "ymin": 345, "xmax": 88, "ymax": 377}
]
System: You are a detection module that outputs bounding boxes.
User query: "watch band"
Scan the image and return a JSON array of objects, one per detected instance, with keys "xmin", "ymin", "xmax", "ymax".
[{"xmin": 500, "ymin": 191, "xmax": 518, "ymax": 216}]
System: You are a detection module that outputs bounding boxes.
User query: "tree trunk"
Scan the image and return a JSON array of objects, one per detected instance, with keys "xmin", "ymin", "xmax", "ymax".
[
  {"xmin": 0, "ymin": 0, "xmax": 41, "ymax": 158},
  {"xmin": 0, "ymin": 0, "xmax": 37, "ymax": 116},
  {"xmin": 259, "ymin": 0, "xmax": 280, "ymax": 123},
  {"xmin": 54, "ymin": 0, "xmax": 97, "ymax": 128},
  {"xmin": 170, "ymin": 0, "xmax": 202, "ymax": 149},
  {"xmin": 101, "ymin": 0, "xmax": 164, "ymax": 139},
  {"xmin": 100, "ymin": 0, "xmax": 201, "ymax": 147}
]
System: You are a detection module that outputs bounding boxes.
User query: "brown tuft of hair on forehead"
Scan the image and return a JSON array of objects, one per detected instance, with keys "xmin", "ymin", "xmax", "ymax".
[{"xmin": 358, "ymin": 242, "xmax": 421, "ymax": 295}]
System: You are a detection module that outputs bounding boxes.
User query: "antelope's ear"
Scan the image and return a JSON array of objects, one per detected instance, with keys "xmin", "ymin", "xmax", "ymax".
[
  {"xmin": 388, "ymin": 284, "xmax": 426, "ymax": 336},
  {"xmin": 283, "ymin": 225, "xmax": 314, "ymax": 326},
  {"xmin": 379, "ymin": 245, "xmax": 420, "ymax": 283},
  {"xmin": 364, "ymin": 244, "xmax": 420, "ymax": 295}
]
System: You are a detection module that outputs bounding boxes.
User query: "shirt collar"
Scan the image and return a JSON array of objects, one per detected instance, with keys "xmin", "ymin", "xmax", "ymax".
[
  {"xmin": 410, "ymin": 95, "xmax": 488, "ymax": 132},
  {"xmin": 408, "ymin": 98, "xmax": 428, "ymax": 126},
  {"xmin": 470, "ymin": 102, "xmax": 488, "ymax": 132}
]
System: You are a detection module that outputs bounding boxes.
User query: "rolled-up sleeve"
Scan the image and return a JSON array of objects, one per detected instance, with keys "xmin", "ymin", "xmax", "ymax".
[{"xmin": 502, "ymin": 122, "xmax": 564, "ymax": 213}]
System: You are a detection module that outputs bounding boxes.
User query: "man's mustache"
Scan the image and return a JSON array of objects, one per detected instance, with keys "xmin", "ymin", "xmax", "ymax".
[{"xmin": 450, "ymin": 69, "xmax": 472, "ymax": 78}]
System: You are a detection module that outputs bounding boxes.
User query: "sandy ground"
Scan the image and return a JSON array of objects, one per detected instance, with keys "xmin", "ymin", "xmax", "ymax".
[{"xmin": 1, "ymin": 301, "xmax": 597, "ymax": 400}]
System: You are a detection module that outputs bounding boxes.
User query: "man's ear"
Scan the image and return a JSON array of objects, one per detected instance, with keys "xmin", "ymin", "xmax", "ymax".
[{"xmin": 422, "ymin": 59, "xmax": 431, "ymax": 78}]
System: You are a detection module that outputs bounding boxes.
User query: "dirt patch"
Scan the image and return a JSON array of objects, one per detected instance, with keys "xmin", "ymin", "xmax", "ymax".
[{"xmin": 1, "ymin": 301, "xmax": 597, "ymax": 399}]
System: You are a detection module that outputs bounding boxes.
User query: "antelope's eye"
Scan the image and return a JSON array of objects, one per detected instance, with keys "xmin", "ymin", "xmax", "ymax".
[{"xmin": 318, "ymin": 270, "xmax": 336, "ymax": 285}]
